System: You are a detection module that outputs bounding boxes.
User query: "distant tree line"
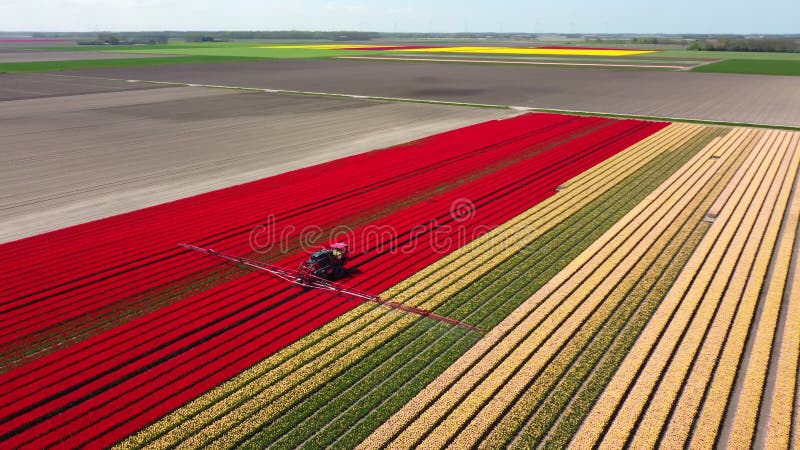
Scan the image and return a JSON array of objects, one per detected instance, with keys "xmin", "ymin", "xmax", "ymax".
[
  {"xmin": 688, "ymin": 37, "xmax": 800, "ymax": 52},
  {"xmin": 78, "ymin": 32, "xmax": 169, "ymax": 45},
  {"xmin": 182, "ymin": 31, "xmax": 381, "ymax": 41},
  {"xmin": 585, "ymin": 37, "xmax": 686, "ymax": 45}
]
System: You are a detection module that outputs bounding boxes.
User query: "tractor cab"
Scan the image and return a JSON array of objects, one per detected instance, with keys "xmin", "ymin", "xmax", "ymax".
[{"xmin": 297, "ymin": 243, "xmax": 349, "ymax": 283}]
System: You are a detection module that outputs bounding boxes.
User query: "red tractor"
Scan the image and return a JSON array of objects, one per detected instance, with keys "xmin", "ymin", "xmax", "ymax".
[{"xmin": 296, "ymin": 242, "xmax": 349, "ymax": 284}]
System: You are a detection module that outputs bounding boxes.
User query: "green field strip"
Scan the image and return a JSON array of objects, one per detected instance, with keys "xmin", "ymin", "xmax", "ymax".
[
  {"xmin": 111, "ymin": 46, "xmax": 388, "ymax": 59},
  {"xmin": 657, "ymin": 50, "xmax": 800, "ymax": 61},
  {"xmin": 0, "ymin": 55, "xmax": 262, "ymax": 73},
  {"xmin": 233, "ymin": 127, "xmax": 713, "ymax": 448},
  {"xmin": 691, "ymin": 59, "xmax": 800, "ymax": 76}
]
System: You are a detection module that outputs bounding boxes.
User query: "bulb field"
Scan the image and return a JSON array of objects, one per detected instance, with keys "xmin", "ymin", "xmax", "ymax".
[{"xmin": 1, "ymin": 111, "xmax": 798, "ymax": 449}]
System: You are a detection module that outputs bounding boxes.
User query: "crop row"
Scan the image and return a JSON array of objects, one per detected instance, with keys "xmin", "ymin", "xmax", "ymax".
[
  {"xmin": 762, "ymin": 216, "xmax": 800, "ymax": 449},
  {"xmin": 374, "ymin": 125, "xmax": 741, "ymax": 448},
  {"xmin": 0, "ymin": 115, "xmax": 664, "ymax": 447},
  {"xmin": 572, "ymin": 128, "xmax": 767, "ymax": 447},
  {"xmin": 612, "ymin": 130, "xmax": 797, "ymax": 450},
  {"xmin": 115, "ymin": 122, "xmax": 681, "ymax": 449},
  {"xmin": 573, "ymin": 129, "xmax": 800, "ymax": 449}
]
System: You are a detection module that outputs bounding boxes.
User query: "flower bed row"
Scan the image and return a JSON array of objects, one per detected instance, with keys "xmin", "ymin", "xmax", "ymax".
[{"xmin": 606, "ymin": 130, "xmax": 790, "ymax": 449}]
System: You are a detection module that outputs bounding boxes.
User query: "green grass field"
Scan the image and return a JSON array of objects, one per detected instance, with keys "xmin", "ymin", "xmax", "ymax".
[
  {"xmin": 691, "ymin": 58, "xmax": 800, "ymax": 76},
  {"xmin": 113, "ymin": 46, "xmax": 377, "ymax": 59},
  {"xmin": 0, "ymin": 55, "xmax": 260, "ymax": 73}
]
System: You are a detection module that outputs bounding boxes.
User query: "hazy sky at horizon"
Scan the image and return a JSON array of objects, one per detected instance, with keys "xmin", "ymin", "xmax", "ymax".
[{"xmin": 2, "ymin": 0, "xmax": 798, "ymax": 34}]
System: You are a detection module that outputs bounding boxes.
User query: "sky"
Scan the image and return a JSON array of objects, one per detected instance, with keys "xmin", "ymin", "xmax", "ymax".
[{"xmin": 1, "ymin": 0, "xmax": 798, "ymax": 34}]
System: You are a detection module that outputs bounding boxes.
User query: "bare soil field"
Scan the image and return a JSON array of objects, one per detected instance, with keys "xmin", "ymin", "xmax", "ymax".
[
  {"xmin": 61, "ymin": 59, "xmax": 800, "ymax": 126},
  {"xmin": 0, "ymin": 73, "xmax": 162, "ymax": 101},
  {"xmin": 0, "ymin": 50, "xmax": 176, "ymax": 63},
  {"xmin": 0, "ymin": 83, "xmax": 512, "ymax": 242}
]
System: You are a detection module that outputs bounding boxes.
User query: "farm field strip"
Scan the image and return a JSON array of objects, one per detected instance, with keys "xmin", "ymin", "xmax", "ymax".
[
  {"xmin": 616, "ymin": 130, "xmax": 797, "ymax": 450},
  {"xmin": 118, "ymin": 123, "xmax": 690, "ymax": 449},
  {"xmin": 0, "ymin": 114, "xmax": 667, "ymax": 448},
  {"xmin": 367, "ymin": 125, "xmax": 743, "ymax": 449},
  {"xmin": 263, "ymin": 44, "xmax": 659, "ymax": 57},
  {"xmin": 572, "ymin": 129, "xmax": 800, "ymax": 449},
  {"xmin": 622, "ymin": 129, "xmax": 791, "ymax": 448},
  {"xmin": 571, "ymin": 127, "xmax": 775, "ymax": 447}
]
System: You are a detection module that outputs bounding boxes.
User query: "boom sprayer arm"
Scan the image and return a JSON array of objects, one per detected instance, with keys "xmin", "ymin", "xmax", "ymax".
[{"xmin": 178, "ymin": 243, "xmax": 481, "ymax": 333}]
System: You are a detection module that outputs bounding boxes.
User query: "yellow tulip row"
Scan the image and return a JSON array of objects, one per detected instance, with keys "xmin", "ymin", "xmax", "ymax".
[
  {"xmin": 684, "ymin": 131, "xmax": 800, "ymax": 450},
  {"xmin": 117, "ymin": 123, "xmax": 700, "ymax": 450},
  {"xmin": 362, "ymin": 124, "xmax": 718, "ymax": 449},
  {"xmin": 763, "ymin": 213, "xmax": 800, "ymax": 449},
  {"xmin": 726, "ymin": 131, "xmax": 800, "ymax": 448},
  {"xmin": 644, "ymin": 130, "xmax": 797, "ymax": 448},
  {"xmin": 571, "ymin": 127, "xmax": 766, "ymax": 448}
]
